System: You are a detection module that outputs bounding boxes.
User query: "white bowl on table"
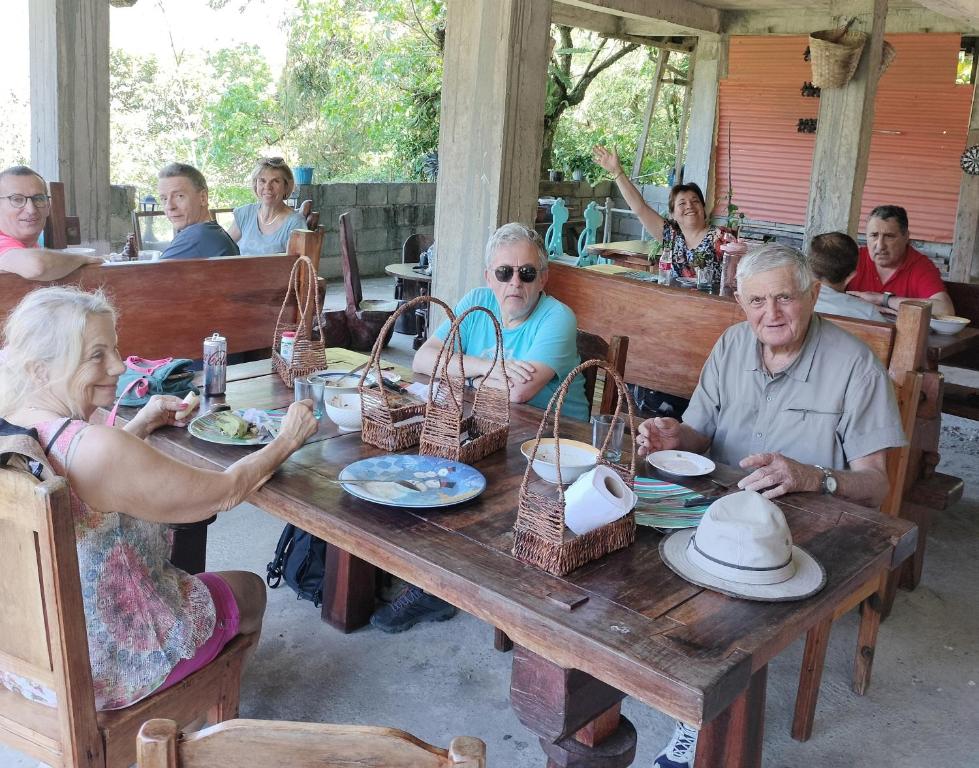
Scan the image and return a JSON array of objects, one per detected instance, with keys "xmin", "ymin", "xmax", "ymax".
[
  {"xmin": 521, "ymin": 438, "xmax": 599, "ymax": 484},
  {"xmin": 324, "ymin": 392, "xmax": 363, "ymax": 432},
  {"xmin": 929, "ymin": 315, "xmax": 970, "ymax": 335}
]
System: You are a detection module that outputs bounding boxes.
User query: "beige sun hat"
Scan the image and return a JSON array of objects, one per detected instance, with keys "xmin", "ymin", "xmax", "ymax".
[{"xmin": 659, "ymin": 489, "xmax": 826, "ymax": 602}]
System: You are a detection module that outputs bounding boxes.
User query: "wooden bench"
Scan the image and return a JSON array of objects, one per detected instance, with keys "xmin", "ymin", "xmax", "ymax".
[
  {"xmin": 0, "ymin": 229, "xmax": 324, "ymax": 360},
  {"xmin": 939, "ymin": 280, "xmax": 979, "ymax": 420}
]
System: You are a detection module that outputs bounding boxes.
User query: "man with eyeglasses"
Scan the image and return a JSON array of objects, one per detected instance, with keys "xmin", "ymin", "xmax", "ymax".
[
  {"xmin": 634, "ymin": 243, "xmax": 906, "ymax": 768},
  {"xmin": 157, "ymin": 163, "xmax": 239, "ymax": 260},
  {"xmin": 371, "ymin": 223, "xmax": 588, "ymax": 634},
  {"xmin": 0, "ymin": 166, "xmax": 103, "ymax": 280}
]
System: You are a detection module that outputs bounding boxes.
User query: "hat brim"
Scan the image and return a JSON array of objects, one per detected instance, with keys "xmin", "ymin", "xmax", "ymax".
[{"xmin": 659, "ymin": 528, "xmax": 827, "ymax": 602}]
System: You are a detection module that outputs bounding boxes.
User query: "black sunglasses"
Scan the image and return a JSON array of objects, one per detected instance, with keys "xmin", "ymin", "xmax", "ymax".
[{"xmin": 494, "ymin": 265, "xmax": 539, "ymax": 283}]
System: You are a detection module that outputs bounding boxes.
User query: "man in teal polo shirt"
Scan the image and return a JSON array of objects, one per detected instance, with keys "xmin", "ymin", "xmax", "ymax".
[{"xmin": 369, "ymin": 222, "xmax": 588, "ymax": 634}]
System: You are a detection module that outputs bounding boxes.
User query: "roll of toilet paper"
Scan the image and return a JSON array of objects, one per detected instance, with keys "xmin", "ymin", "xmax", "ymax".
[{"xmin": 564, "ymin": 465, "xmax": 638, "ymax": 536}]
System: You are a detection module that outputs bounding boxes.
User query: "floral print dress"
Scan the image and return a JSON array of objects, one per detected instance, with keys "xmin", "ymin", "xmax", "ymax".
[
  {"xmin": 19, "ymin": 419, "xmax": 215, "ymax": 710},
  {"xmin": 661, "ymin": 221, "xmax": 721, "ymax": 278}
]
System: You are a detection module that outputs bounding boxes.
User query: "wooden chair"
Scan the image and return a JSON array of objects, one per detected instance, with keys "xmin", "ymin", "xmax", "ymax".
[
  {"xmin": 335, "ymin": 212, "xmax": 398, "ymax": 351},
  {"xmin": 790, "ymin": 368, "xmax": 924, "ymax": 742},
  {"xmin": 136, "ymin": 718, "xmax": 486, "ymax": 768},
  {"xmin": 131, "ymin": 210, "xmax": 174, "ymax": 252},
  {"xmin": 576, "ymin": 330, "xmax": 629, "ymax": 416},
  {"xmin": 395, "ymin": 233, "xmax": 434, "ymax": 334},
  {"xmin": 0, "ymin": 460, "xmax": 258, "ymax": 768}
]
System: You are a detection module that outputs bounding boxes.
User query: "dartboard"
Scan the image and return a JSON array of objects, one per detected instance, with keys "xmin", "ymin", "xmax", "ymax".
[{"xmin": 962, "ymin": 145, "xmax": 979, "ymax": 176}]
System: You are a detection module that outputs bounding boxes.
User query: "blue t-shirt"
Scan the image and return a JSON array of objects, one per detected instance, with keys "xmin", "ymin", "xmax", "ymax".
[
  {"xmin": 434, "ymin": 287, "xmax": 589, "ymax": 422},
  {"xmin": 161, "ymin": 221, "xmax": 239, "ymax": 260},
  {"xmin": 233, "ymin": 203, "xmax": 307, "ymax": 255}
]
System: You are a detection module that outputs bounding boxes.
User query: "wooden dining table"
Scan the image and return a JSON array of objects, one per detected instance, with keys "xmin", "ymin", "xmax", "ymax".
[
  {"xmin": 114, "ymin": 357, "xmax": 916, "ymax": 768},
  {"xmin": 585, "ymin": 239, "xmax": 654, "ymax": 271}
]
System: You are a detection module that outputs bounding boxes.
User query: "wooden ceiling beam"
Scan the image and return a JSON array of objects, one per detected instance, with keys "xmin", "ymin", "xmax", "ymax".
[
  {"xmin": 722, "ymin": 6, "xmax": 979, "ymax": 35},
  {"xmin": 554, "ymin": 0, "xmax": 721, "ymax": 34},
  {"xmin": 912, "ymin": 0, "xmax": 979, "ymax": 26}
]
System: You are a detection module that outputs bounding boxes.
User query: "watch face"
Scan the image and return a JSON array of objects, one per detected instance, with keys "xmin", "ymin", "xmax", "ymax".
[{"xmin": 825, "ymin": 474, "xmax": 838, "ymax": 494}]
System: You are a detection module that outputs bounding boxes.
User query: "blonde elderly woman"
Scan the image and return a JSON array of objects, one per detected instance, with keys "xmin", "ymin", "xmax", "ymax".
[
  {"xmin": 0, "ymin": 286, "xmax": 317, "ymax": 710},
  {"xmin": 227, "ymin": 157, "xmax": 307, "ymax": 255}
]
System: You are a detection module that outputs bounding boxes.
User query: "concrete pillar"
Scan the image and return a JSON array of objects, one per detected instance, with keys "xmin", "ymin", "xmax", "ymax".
[
  {"xmin": 684, "ymin": 36, "xmax": 726, "ymax": 211},
  {"xmin": 432, "ymin": 0, "xmax": 552, "ymax": 310},
  {"xmin": 803, "ymin": 0, "xmax": 889, "ymax": 250},
  {"xmin": 29, "ymin": 0, "xmax": 111, "ymax": 251},
  {"xmin": 949, "ymin": 78, "xmax": 979, "ymax": 282}
]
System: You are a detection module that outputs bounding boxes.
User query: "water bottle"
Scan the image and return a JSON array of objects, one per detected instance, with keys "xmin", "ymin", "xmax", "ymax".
[{"xmin": 658, "ymin": 253, "xmax": 673, "ymax": 286}]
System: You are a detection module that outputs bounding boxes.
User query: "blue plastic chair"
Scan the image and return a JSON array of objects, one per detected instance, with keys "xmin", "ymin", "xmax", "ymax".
[
  {"xmin": 575, "ymin": 202, "xmax": 604, "ymax": 266},
  {"xmin": 544, "ymin": 199, "xmax": 569, "ymax": 260}
]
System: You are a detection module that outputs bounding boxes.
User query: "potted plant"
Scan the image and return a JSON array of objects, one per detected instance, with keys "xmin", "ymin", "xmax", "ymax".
[{"xmin": 567, "ymin": 152, "xmax": 593, "ymax": 183}]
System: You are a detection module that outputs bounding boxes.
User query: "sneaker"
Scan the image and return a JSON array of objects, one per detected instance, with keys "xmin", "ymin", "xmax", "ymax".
[
  {"xmin": 653, "ymin": 720, "xmax": 698, "ymax": 768},
  {"xmin": 369, "ymin": 585, "xmax": 457, "ymax": 633}
]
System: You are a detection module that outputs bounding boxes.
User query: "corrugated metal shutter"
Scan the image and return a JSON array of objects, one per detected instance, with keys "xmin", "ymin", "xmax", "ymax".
[{"xmin": 714, "ymin": 34, "xmax": 972, "ymax": 243}]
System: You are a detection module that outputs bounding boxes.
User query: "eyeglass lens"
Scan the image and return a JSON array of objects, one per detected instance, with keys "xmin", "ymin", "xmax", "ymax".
[
  {"xmin": 494, "ymin": 265, "xmax": 538, "ymax": 283},
  {"xmin": 3, "ymin": 194, "xmax": 50, "ymax": 209}
]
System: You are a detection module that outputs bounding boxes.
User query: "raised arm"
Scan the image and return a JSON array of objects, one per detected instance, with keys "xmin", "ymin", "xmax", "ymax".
[
  {"xmin": 0, "ymin": 247, "xmax": 102, "ymax": 281},
  {"xmin": 592, "ymin": 145, "xmax": 666, "ymax": 236},
  {"xmin": 65, "ymin": 401, "xmax": 317, "ymax": 524}
]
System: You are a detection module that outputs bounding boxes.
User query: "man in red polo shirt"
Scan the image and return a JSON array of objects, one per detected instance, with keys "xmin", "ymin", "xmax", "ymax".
[{"xmin": 846, "ymin": 205, "xmax": 955, "ymax": 317}]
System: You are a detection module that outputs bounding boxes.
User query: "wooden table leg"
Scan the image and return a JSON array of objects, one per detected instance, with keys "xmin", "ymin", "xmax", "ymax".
[
  {"xmin": 320, "ymin": 545, "xmax": 377, "ymax": 632},
  {"xmin": 510, "ymin": 645, "xmax": 637, "ymax": 768},
  {"xmin": 169, "ymin": 516, "xmax": 216, "ymax": 574},
  {"xmin": 695, "ymin": 665, "xmax": 767, "ymax": 768}
]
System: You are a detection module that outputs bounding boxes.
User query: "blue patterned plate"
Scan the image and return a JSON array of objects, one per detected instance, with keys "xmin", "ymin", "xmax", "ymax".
[{"xmin": 338, "ymin": 455, "xmax": 486, "ymax": 508}]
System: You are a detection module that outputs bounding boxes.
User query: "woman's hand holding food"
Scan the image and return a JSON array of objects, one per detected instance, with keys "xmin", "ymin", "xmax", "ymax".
[
  {"xmin": 275, "ymin": 399, "xmax": 318, "ymax": 451},
  {"xmin": 126, "ymin": 394, "xmax": 196, "ymax": 438}
]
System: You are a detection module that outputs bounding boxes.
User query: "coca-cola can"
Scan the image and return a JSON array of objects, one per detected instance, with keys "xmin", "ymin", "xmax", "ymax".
[{"xmin": 203, "ymin": 332, "xmax": 227, "ymax": 395}]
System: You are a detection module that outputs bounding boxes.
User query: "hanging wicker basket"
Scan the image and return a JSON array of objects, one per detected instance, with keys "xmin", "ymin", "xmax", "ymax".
[
  {"xmin": 418, "ymin": 306, "xmax": 510, "ymax": 464},
  {"xmin": 809, "ymin": 27, "xmax": 868, "ymax": 88},
  {"xmin": 879, "ymin": 40, "xmax": 897, "ymax": 77},
  {"xmin": 271, "ymin": 255, "xmax": 326, "ymax": 387},
  {"xmin": 512, "ymin": 360, "xmax": 637, "ymax": 576},
  {"xmin": 359, "ymin": 295, "xmax": 455, "ymax": 452}
]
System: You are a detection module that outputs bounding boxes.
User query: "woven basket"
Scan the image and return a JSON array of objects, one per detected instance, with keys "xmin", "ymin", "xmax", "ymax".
[
  {"xmin": 271, "ymin": 255, "xmax": 326, "ymax": 387},
  {"xmin": 419, "ymin": 306, "xmax": 510, "ymax": 463},
  {"xmin": 512, "ymin": 360, "xmax": 637, "ymax": 576},
  {"xmin": 879, "ymin": 40, "xmax": 896, "ymax": 76},
  {"xmin": 360, "ymin": 295, "xmax": 455, "ymax": 452},
  {"xmin": 809, "ymin": 28, "xmax": 867, "ymax": 88}
]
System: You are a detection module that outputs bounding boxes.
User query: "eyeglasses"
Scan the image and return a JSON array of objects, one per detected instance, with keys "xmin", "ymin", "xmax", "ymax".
[
  {"xmin": 744, "ymin": 292, "xmax": 801, "ymax": 309},
  {"xmin": 494, "ymin": 265, "xmax": 539, "ymax": 283},
  {"xmin": 1, "ymin": 193, "xmax": 50, "ymax": 209},
  {"xmin": 260, "ymin": 157, "xmax": 288, "ymax": 167}
]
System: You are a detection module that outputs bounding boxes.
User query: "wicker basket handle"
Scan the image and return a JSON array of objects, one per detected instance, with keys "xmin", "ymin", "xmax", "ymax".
[
  {"xmin": 519, "ymin": 359, "xmax": 637, "ymax": 502},
  {"xmin": 272, "ymin": 255, "xmax": 324, "ymax": 344},
  {"xmin": 359, "ymin": 294, "xmax": 454, "ymax": 408},
  {"xmin": 428, "ymin": 305, "xmax": 509, "ymax": 412}
]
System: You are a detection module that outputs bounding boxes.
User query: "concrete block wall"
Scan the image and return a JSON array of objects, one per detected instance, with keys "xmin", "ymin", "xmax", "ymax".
[
  {"xmin": 297, "ymin": 183, "xmax": 436, "ymax": 279},
  {"xmin": 609, "ymin": 184, "xmax": 669, "ymax": 243}
]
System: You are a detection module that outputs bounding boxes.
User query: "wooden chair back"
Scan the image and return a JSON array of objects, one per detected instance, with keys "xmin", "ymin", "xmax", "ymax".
[
  {"xmin": 339, "ymin": 211, "xmax": 364, "ymax": 312},
  {"xmin": 0, "ymin": 229, "xmax": 323, "ymax": 360},
  {"xmin": 136, "ymin": 718, "xmax": 487, "ymax": 768},
  {"xmin": 576, "ymin": 331, "xmax": 629, "ymax": 416},
  {"xmin": 0, "ymin": 462, "xmax": 258, "ymax": 768},
  {"xmin": 298, "ymin": 199, "xmax": 320, "ymax": 231},
  {"xmin": 42, "ymin": 181, "xmax": 70, "ymax": 250},
  {"xmin": 402, "ymin": 233, "xmax": 434, "ymax": 265}
]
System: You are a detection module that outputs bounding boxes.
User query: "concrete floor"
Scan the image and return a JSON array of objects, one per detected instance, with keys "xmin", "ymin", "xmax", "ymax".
[{"xmin": 3, "ymin": 277, "xmax": 979, "ymax": 767}]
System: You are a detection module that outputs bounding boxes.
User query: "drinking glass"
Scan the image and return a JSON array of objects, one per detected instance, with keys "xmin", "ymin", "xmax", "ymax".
[
  {"xmin": 591, "ymin": 414, "xmax": 625, "ymax": 462},
  {"xmin": 294, "ymin": 377, "xmax": 324, "ymax": 420}
]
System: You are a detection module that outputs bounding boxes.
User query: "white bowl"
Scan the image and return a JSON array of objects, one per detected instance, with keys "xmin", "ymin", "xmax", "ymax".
[
  {"xmin": 324, "ymin": 392, "xmax": 363, "ymax": 432},
  {"xmin": 521, "ymin": 438, "xmax": 598, "ymax": 484},
  {"xmin": 930, "ymin": 315, "xmax": 970, "ymax": 335}
]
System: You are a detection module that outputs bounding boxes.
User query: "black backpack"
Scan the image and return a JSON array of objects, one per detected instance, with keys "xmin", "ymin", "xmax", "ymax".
[{"xmin": 266, "ymin": 524, "xmax": 327, "ymax": 607}]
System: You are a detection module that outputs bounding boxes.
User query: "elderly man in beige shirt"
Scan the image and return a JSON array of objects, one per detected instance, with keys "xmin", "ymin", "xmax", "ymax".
[{"xmin": 635, "ymin": 243, "xmax": 906, "ymax": 768}]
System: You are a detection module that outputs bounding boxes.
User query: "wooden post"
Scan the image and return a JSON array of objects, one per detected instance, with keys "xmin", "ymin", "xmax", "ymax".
[
  {"xmin": 685, "ymin": 36, "xmax": 726, "ymax": 211},
  {"xmin": 949, "ymin": 78, "xmax": 979, "ymax": 282},
  {"xmin": 673, "ymin": 55, "xmax": 695, "ymax": 185},
  {"xmin": 803, "ymin": 0, "xmax": 889, "ymax": 250},
  {"xmin": 632, "ymin": 48, "xmax": 670, "ymax": 177},
  {"xmin": 28, "ymin": 0, "xmax": 111, "ymax": 252},
  {"xmin": 433, "ymin": 0, "xmax": 552, "ymax": 313}
]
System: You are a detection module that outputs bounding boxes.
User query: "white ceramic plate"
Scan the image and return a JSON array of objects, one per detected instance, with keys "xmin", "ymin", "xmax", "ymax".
[
  {"xmin": 646, "ymin": 450, "xmax": 715, "ymax": 477},
  {"xmin": 188, "ymin": 411, "xmax": 273, "ymax": 446}
]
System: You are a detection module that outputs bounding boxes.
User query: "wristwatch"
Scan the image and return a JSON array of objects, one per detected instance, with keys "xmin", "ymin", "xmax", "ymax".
[
  {"xmin": 881, "ymin": 291, "xmax": 894, "ymax": 309},
  {"xmin": 814, "ymin": 465, "xmax": 838, "ymax": 495}
]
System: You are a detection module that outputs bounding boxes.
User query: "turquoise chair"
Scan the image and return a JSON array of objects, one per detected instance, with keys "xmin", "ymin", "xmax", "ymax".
[
  {"xmin": 575, "ymin": 201, "xmax": 604, "ymax": 267},
  {"xmin": 544, "ymin": 198, "xmax": 569, "ymax": 260}
]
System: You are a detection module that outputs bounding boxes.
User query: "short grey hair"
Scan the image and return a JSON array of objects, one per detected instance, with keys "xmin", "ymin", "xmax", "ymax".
[
  {"xmin": 0, "ymin": 165, "xmax": 47, "ymax": 192},
  {"xmin": 484, "ymin": 222, "xmax": 548, "ymax": 271},
  {"xmin": 158, "ymin": 162, "xmax": 208, "ymax": 193},
  {"xmin": 736, "ymin": 243, "xmax": 813, "ymax": 293}
]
